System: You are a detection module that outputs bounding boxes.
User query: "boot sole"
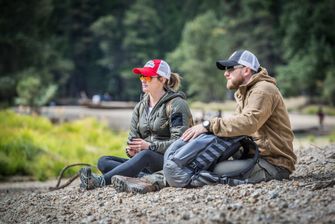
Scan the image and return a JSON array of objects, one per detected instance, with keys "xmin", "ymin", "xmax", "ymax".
[
  {"xmin": 111, "ymin": 176, "xmax": 147, "ymax": 194},
  {"xmin": 79, "ymin": 167, "xmax": 91, "ymax": 190}
]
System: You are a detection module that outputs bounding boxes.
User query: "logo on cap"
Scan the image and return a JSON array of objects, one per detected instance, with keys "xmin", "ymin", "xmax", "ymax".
[
  {"xmin": 145, "ymin": 60, "xmax": 155, "ymax": 68},
  {"xmin": 133, "ymin": 59, "xmax": 171, "ymax": 79}
]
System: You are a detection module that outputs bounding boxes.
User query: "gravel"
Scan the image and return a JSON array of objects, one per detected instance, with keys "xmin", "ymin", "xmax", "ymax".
[{"xmin": 1, "ymin": 144, "xmax": 334, "ymax": 223}]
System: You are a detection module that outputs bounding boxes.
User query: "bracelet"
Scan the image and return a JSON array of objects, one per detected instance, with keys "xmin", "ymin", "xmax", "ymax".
[{"xmin": 125, "ymin": 148, "xmax": 133, "ymax": 158}]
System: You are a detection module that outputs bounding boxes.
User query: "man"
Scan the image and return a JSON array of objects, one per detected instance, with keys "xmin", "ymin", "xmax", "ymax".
[{"xmin": 111, "ymin": 50, "xmax": 297, "ymax": 193}]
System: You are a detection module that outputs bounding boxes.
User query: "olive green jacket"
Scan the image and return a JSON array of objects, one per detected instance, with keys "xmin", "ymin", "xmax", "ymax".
[
  {"xmin": 128, "ymin": 90, "xmax": 193, "ymax": 154},
  {"xmin": 208, "ymin": 68, "xmax": 297, "ymax": 173}
]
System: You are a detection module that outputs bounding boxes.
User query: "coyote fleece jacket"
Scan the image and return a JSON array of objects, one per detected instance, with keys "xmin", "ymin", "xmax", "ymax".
[{"xmin": 208, "ymin": 67, "xmax": 297, "ymax": 173}]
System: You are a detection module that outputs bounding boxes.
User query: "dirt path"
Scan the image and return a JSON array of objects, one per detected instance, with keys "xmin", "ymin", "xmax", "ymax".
[
  {"xmin": 36, "ymin": 106, "xmax": 335, "ymax": 132},
  {"xmin": 1, "ymin": 144, "xmax": 334, "ymax": 223}
]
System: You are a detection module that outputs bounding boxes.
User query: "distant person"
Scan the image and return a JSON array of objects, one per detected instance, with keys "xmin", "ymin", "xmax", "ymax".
[
  {"xmin": 92, "ymin": 94, "xmax": 101, "ymax": 104},
  {"xmin": 217, "ymin": 109, "xmax": 222, "ymax": 117},
  {"xmin": 317, "ymin": 106, "xmax": 325, "ymax": 129},
  {"xmin": 110, "ymin": 50, "xmax": 297, "ymax": 193},
  {"xmin": 102, "ymin": 92, "xmax": 112, "ymax": 101},
  {"xmin": 80, "ymin": 91, "xmax": 88, "ymax": 100},
  {"xmin": 79, "ymin": 59, "xmax": 193, "ymax": 190}
]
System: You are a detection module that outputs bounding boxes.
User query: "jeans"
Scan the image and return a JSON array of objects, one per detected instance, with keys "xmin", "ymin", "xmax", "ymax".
[{"xmin": 97, "ymin": 149, "xmax": 164, "ymax": 185}]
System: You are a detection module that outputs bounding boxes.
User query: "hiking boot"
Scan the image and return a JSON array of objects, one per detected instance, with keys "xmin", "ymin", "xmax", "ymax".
[
  {"xmin": 111, "ymin": 175, "xmax": 158, "ymax": 194},
  {"xmin": 79, "ymin": 167, "xmax": 105, "ymax": 190}
]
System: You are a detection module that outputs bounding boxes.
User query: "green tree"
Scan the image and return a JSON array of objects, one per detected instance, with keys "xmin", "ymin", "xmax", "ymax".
[
  {"xmin": 276, "ymin": 0, "xmax": 335, "ymax": 104},
  {"xmin": 0, "ymin": 0, "xmax": 73, "ymax": 105},
  {"xmin": 323, "ymin": 69, "xmax": 335, "ymax": 106},
  {"xmin": 64, "ymin": 0, "xmax": 100, "ymax": 98},
  {"xmin": 0, "ymin": 0, "xmax": 53, "ymax": 104},
  {"xmin": 121, "ymin": 0, "xmax": 162, "ymax": 100},
  {"xmin": 213, "ymin": 0, "xmax": 282, "ymax": 74},
  {"xmin": 90, "ymin": 15, "xmax": 122, "ymax": 99},
  {"xmin": 0, "ymin": 76, "xmax": 16, "ymax": 107},
  {"xmin": 168, "ymin": 11, "xmax": 228, "ymax": 102},
  {"xmin": 238, "ymin": 0, "xmax": 282, "ymax": 73},
  {"xmin": 15, "ymin": 70, "xmax": 57, "ymax": 114},
  {"xmin": 123, "ymin": 0, "xmax": 161, "ymax": 64}
]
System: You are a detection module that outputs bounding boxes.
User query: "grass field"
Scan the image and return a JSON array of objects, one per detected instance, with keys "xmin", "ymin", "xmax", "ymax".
[{"xmin": 0, "ymin": 110, "xmax": 128, "ymax": 181}]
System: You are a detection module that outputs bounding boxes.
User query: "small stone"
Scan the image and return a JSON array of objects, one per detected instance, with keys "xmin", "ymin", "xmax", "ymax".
[
  {"xmin": 292, "ymin": 181, "xmax": 300, "ymax": 187},
  {"xmin": 182, "ymin": 213, "xmax": 190, "ymax": 220},
  {"xmin": 210, "ymin": 211, "xmax": 226, "ymax": 223},
  {"xmin": 206, "ymin": 196, "xmax": 214, "ymax": 202},
  {"xmin": 248, "ymin": 197, "xmax": 258, "ymax": 204},
  {"xmin": 268, "ymin": 190, "xmax": 279, "ymax": 199},
  {"xmin": 251, "ymin": 190, "xmax": 261, "ymax": 198}
]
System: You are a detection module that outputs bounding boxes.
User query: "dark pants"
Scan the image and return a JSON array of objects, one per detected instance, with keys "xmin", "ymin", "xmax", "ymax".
[{"xmin": 97, "ymin": 149, "xmax": 164, "ymax": 185}]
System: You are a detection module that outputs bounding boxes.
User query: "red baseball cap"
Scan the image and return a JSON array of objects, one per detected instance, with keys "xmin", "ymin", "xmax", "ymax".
[{"xmin": 132, "ymin": 59, "xmax": 171, "ymax": 79}]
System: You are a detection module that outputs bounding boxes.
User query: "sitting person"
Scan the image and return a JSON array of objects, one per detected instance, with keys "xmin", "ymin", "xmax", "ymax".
[
  {"xmin": 110, "ymin": 50, "xmax": 297, "ymax": 193},
  {"xmin": 79, "ymin": 59, "xmax": 193, "ymax": 190}
]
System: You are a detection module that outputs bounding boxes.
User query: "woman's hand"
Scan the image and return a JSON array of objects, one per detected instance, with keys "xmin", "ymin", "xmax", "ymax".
[
  {"xmin": 127, "ymin": 138, "xmax": 151, "ymax": 153},
  {"xmin": 126, "ymin": 147, "xmax": 137, "ymax": 157},
  {"xmin": 181, "ymin": 124, "xmax": 207, "ymax": 141}
]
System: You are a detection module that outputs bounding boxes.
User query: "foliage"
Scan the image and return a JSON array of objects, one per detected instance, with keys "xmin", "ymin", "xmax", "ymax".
[
  {"xmin": 329, "ymin": 130, "xmax": 335, "ymax": 143},
  {"xmin": 322, "ymin": 70, "xmax": 335, "ymax": 106},
  {"xmin": 90, "ymin": 15, "xmax": 124, "ymax": 99},
  {"xmin": 0, "ymin": 0, "xmax": 335, "ymax": 104},
  {"xmin": 0, "ymin": 110, "xmax": 128, "ymax": 180},
  {"xmin": 0, "ymin": 76, "xmax": 16, "ymax": 107},
  {"xmin": 276, "ymin": 0, "xmax": 335, "ymax": 103},
  {"xmin": 15, "ymin": 71, "xmax": 57, "ymax": 113},
  {"xmin": 168, "ymin": 11, "xmax": 227, "ymax": 101}
]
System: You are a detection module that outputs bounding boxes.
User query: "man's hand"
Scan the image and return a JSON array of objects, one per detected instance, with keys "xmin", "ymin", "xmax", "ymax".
[{"xmin": 181, "ymin": 124, "xmax": 207, "ymax": 141}]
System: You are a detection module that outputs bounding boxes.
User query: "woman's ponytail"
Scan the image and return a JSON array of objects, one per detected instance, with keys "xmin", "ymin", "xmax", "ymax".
[{"xmin": 165, "ymin": 72, "xmax": 181, "ymax": 91}]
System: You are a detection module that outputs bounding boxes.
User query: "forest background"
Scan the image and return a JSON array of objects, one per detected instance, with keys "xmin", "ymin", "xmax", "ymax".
[{"xmin": 1, "ymin": 0, "xmax": 335, "ymax": 107}]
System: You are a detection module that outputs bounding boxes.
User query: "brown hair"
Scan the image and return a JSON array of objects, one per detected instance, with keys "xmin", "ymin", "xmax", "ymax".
[{"xmin": 164, "ymin": 72, "xmax": 181, "ymax": 91}]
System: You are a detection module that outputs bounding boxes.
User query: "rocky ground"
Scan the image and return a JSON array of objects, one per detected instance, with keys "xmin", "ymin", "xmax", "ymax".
[{"xmin": 0, "ymin": 144, "xmax": 334, "ymax": 224}]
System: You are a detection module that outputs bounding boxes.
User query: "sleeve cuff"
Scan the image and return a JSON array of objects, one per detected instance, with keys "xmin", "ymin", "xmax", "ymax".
[{"xmin": 148, "ymin": 144, "xmax": 157, "ymax": 151}]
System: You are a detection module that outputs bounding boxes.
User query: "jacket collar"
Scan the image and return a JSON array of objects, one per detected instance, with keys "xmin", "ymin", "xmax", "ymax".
[{"xmin": 235, "ymin": 67, "xmax": 276, "ymax": 97}]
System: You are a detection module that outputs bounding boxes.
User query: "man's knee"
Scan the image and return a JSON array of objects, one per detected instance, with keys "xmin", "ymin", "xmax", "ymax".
[
  {"xmin": 247, "ymin": 159, "xmax": 290, "ymax": 183},
  {"xmin": 213, "ymin": 159, "xmax": 255, "ymax": 176}
]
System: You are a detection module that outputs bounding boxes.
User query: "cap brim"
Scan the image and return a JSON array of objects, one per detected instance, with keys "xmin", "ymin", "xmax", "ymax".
[
  {"xmin": 132, "ymin": 67, "xmax": 157, "ymax": 77},
  {"xmin": 216, "ymin": 60, "xmax": 239, "ymax": 70}
]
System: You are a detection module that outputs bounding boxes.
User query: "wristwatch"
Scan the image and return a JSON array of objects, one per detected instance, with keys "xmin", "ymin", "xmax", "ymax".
[{"xmin": 202, "ymin": 120, "xmax": 211, "ymax": 132}]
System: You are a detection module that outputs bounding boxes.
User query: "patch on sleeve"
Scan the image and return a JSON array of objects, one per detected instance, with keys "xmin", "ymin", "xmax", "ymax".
[{"xmin": 171, "ymin": 112, "xmax": 183, "ymax": 127}]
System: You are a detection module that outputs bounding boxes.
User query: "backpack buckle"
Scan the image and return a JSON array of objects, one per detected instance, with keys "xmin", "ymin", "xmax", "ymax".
[{"xmin": 188, "ymin": 162, "xmax": 202, "ymax": 173}]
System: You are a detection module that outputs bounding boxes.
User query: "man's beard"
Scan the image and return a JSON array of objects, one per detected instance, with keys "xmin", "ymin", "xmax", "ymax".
[{"xmin": 226, "ymin": 77, "xmax": 244, "ymax": 90}]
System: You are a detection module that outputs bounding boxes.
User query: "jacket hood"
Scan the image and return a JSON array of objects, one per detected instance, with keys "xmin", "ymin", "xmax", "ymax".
[
  {"xmin": 141, "ymin": 90, "xmax": 186, "ymax": 109},
  {"xmin": 237, "ymin": 67, "xmax": 276, "ymax": 95}
]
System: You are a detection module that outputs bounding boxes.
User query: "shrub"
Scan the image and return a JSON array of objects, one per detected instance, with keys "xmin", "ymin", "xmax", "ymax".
[{"xmin": 0, "ymin": 110, "xmax": 128, "ymax": 180}]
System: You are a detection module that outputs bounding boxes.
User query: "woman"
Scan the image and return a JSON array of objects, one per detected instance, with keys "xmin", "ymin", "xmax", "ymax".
[{"xmin": 79, "ymin": 59, "xmax": 193, "ymax": 190}]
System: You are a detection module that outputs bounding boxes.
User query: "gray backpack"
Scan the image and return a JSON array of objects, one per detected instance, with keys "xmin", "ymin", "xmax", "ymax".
[{"xmin": 163, "ymin": 134, "xmax": 259, "ymax": 188}]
